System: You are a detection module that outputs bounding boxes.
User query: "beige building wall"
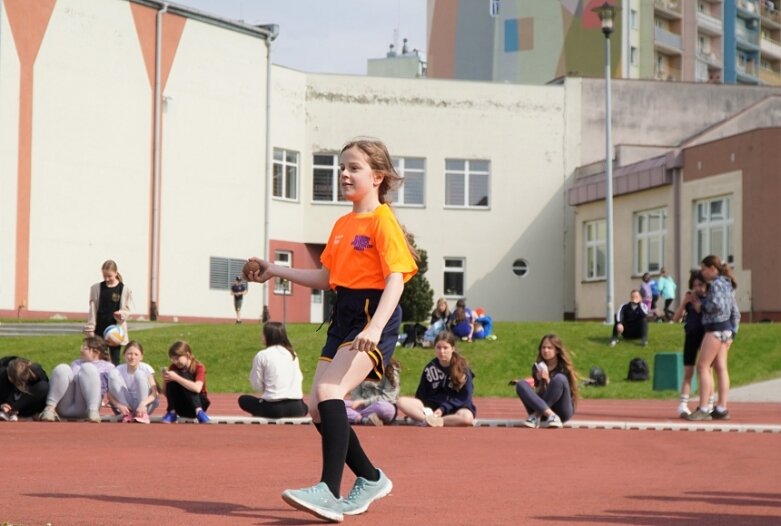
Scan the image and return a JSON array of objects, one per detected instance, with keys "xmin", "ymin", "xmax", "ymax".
[
  {"xmin": 27, "ymin": 0, "xmax": 152, "ymax": 315},
  {"xmin": 679, "ymin": 170, "xmax": 749, "ymax": 309},
  {"xmin": 158, "ymin": 17, "xmax": 267, "ymax": 319},
  {"xmin": 574, "ymin": 186, "xmax": 674, "ymax": 320}
]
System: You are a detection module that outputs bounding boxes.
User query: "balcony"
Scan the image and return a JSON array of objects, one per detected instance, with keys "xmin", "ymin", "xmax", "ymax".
[
  {"xmin": 737, "ymin": 0, "xmax": 760, "ymax": 18},
  {"xmin": 654, "ymin": 26, "xmax": 683, "ymax": 52},
  {"xmin": 654, "ymin": 66, "xmax": 681, "ymax": 81},
  {"xmin": 736, "ymin": 24, "xmax": 761, "ymax": 48},
  {"xmin": 761, "ymin": 33, "xmax": 781, "ymax": 57},
  {"xmin": 759, "ymin": 63, "xmax": 781, "ymax": 84},
  {"xmin": 697, "ymin": 48, "xmax": 722, "ymax": 66},
  {"xmin": 697, "ymin": 10, "xmax": 724, "ymax": 35},
  {"xmin": 654, "ymin": 0, "xmax": 682, "ymax": 19},
  {"xmin": 736, "ymin": 58, "xmax": 759, "ymax": 76},
  {"xmin": 761, "ymin": 3, "xmax": 781, "ymax": 28}
]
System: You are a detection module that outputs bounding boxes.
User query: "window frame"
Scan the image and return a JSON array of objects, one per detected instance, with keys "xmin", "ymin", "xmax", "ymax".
[
  {"xmin": 443, "ymin": 257, "xmax": 465, "ymax": 297},
  {"xmin": 312, "ymin": 153, "xmax": 349, "ymax": 204},
  {"xmin": 272, "ymin": 147, "xmax": 299, "ymax": 201},
  {"xmin": 274, "ymin": 250, "xmax": 293, "ymax": 295},
  {"xmin": 633, "ymin": 208, "xmax": 667, "ymax": 276},
  {"xmin": 209, "ymin": 257, "xmax": 247, "ymax": 290},
  {"xmin": 583, "ymin": 220, "xmax": 606, "ymax": 281},
  {"xmin": 389, "ymin": 156, "xmax": 425, "ymax": 207},
  {"xmin": 444, "ymin": 159, "xmax": 490, "ymax": 209},
  {"xmin": 693, "ymin": 196, "xmax": 734, "ymax": 266}
]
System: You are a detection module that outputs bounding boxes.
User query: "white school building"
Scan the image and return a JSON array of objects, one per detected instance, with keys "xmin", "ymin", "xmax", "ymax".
[{"xmin": 1, "ymin": 0, "xmax": 779, "ymax": 324}]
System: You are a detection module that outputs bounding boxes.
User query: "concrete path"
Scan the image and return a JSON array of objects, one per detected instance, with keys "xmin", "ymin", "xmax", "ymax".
[
  {"xmin": 0, "ymin": 321, "xmax": 167, "ymax": 337},
  {"xmin": 729, "ymin": 377, "xmax": 781, "ymax": 402}
]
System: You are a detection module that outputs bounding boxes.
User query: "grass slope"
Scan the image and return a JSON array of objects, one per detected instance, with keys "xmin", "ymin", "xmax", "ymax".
[{"xmin": 1, "ymin": 321, "xmax": 779, "ymax": 399}]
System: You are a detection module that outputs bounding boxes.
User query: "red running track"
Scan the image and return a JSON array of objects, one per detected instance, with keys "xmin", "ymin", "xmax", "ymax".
[{"xmin": 1, "ymin": 396, "xmax": 779, "ymax": 525}]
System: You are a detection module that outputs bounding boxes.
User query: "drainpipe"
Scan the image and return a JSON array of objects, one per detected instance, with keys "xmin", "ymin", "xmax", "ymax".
[
  {"xmin": 150, "ymin": 2, "xmax": 169, "ymax": 321},
  {"xmin": 257, "ymin": 24, "xmax": 279, "ymax": 318}
]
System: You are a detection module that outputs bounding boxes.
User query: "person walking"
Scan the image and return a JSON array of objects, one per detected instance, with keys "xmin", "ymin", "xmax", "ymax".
[{"xmin": 245, "ymin": 138, "xmax": 418, "ymax": 522}]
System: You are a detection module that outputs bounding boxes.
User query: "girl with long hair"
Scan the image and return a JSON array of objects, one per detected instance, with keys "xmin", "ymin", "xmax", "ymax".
[
  {"xmin": 245, "ymin": 138, "xmax": 418, "ymax": 521},
  {"xmin": 161, "ymin": 341, "xmax": 211, "ymax": 424},
  {"xmin": 238, "ymin": 322, "xmax": 309, "ymax": 418},
  {"xmin": 107, "ymin": 341, "xmax": 160, "ymax": 424},
  {"xmin": 395, "ymin": 331, "xmax": 476, "ymax": 427},
  {"xmin": 85, "ymin": 260, "xmax": 134, "ymax": 365},
  {"xmin": 513, "ymin": 334, "xmax": 578, "ymax": 429},
  {"xmin": 0, "ymin": 357, "xmax": 49, "ymax": 420},
  {"xmin": 687, "ymin": 255, "xmax": 739, "ymax": 421}
]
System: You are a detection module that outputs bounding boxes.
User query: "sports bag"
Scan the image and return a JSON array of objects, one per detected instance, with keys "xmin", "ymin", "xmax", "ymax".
[{"xmin": 627, "ymin": 357, "xmax": 649, "ymax": 381}]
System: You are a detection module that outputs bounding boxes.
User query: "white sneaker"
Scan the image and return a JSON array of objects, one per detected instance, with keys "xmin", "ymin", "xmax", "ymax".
[
  {"xmin": 540, "ymin": 413, "xmax": 563, "ymax": 429},
  {"xmin": 677, "ymin": 403, "xmax": 691, "ymax": 417},
  {"xmin": 522, "ymin": 415, "xmax": 540, "ymax": 428}
]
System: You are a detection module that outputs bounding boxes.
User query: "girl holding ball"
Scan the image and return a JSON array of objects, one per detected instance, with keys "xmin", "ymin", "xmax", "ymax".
[{"xmin": 246, "ymin": 138, "xmax": 418, "ymax": 522}]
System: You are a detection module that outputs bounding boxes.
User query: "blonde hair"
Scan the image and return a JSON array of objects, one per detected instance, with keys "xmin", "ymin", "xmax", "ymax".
[{"xmin": 102, "ymin": 259, "xmax": 123, "ymax": 283}]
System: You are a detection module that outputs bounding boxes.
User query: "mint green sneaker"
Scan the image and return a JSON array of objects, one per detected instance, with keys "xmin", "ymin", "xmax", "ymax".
[
  {"xmin": 341, "ymin": 469, "xmax": 393, "ymax": 516},
  {"xmin": 281, "ymin": 482, "xmax": 343, "ymax": 522}
]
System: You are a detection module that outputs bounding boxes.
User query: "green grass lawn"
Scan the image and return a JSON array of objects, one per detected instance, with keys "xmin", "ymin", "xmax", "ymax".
[{"xmin": 1, "ymin": 321, "xmax": 779, "ymax": 399}]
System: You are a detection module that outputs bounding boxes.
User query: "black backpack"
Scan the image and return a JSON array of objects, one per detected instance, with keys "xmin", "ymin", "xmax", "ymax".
[
  {"xmin": 627, "ymin": 357, "xmax": 649, "ymax": 381},
  {"xmin": 587, "ymin": 366, "xmax": 607, "ymax": 387}
]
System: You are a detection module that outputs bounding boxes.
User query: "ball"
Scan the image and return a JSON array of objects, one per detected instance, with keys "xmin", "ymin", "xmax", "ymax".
[
  {"xmin": 102, "ymin": 324, "xmax": 127, "ymax": 346},
  {"xmin": 242, "ymin": 260, "xmax": 261, "ymax": 280}
]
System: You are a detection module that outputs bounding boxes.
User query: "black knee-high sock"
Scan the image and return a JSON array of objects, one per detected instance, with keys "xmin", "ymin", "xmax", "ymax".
[
  {"xmin": 314, "ymin": 422, "xmax": 379, "ymax": 482},
  {"xmin": 317, "ymin": 399, "xmax": 350, "ymax": 497}
]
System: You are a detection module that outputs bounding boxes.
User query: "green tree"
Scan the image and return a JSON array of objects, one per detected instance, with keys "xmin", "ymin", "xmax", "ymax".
[{"xmin": 399, "ymin": 243, "xmax": 433, "ymax": 322}]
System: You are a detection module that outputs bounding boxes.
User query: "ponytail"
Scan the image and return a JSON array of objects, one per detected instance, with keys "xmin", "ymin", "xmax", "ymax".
[{"xmin": 701, "ymin": 255, "xmax": 737, "ymax": 289}]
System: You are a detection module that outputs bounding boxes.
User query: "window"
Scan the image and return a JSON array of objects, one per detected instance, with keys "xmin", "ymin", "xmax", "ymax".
[
  {"xmin": 445, "ymin": 159, "xmax": 490, "ymax": 208},
  {"xmin": 630, "ymin": 9, "xmax": 638, "ymax": 29},
  {"xmin": 443, "ymin": 258, "xmax": 465, "ymax": 296},
  {"xmin": 583, "ymin": 220, "xmax": 606, "ymax": 280},
  {"xmin": 389, "ymin": 157, "xmax": 425, "ymax": 206},
  {"xmin": 490, "ymin": 0, "xmax": 500, "ymax": 17},
  {"xmin": 694, "ymin": 196, "xmax": 733, "ymax": 265},
  {"xmin": 512, "ymin": 258, "xmax": 529, "ymax": 277},
  {"xmin": 634, "ymin": 209, "xmax": 667, "ymax": 275},
  {"xmin": 312, "ymin": 153, "xmax": 348, "ymax": 203},
  {"xmin": 274, "ymin": 250, "xmax": 292, "ymax": 294},
  {"xmin": 273, "ymin": 148, "xmax": 299, "ymax": 200},
  {"xmin": 630, "ymin": 46, "xmax": 639, "ymax": 66},
  {"xmin": 209, "ymin": 257, "xmax": 246, "ymax": 290}
]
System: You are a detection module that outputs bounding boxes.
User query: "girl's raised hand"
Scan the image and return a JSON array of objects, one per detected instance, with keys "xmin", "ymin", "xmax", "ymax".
[{"xmin": 245, "ymin": 257, "xmax": 273, "ymax": 283}]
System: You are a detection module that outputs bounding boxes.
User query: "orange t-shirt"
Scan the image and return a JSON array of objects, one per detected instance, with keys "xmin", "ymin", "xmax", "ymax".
[{"xmin": 321, "ymin": 204, "xmax": 418, "ymax": 290}]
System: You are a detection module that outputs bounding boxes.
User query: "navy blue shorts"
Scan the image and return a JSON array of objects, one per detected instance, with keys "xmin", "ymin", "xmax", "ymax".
[
  {"xmin": 320, "ymin": 287, "xmax": 401, "ymax": 381},
  {"xmin": 683, "ymin": 330, "xmax": 705, "ymax": 366}
]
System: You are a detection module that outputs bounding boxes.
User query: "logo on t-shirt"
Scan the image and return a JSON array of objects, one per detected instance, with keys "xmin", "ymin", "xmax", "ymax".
[{"xmin": 351, "ymin": 235, "xmax": 373, "ymax": 252}]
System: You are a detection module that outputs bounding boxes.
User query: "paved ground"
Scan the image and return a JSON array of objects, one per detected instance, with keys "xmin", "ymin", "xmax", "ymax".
[{"xmin": 2, "ymin": 403, "xmax": 779, "ymax": 526}]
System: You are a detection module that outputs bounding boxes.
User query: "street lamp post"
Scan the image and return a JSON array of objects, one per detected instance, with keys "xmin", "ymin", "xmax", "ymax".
[{"xmin": 593, "ymin": 2, "xmax": 615, "ymax": 325}]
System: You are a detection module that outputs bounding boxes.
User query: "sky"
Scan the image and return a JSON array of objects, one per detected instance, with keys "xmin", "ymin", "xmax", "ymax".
[{"xmin": 172, "ymin": 0, "xmax": 427, "ymax": 75}]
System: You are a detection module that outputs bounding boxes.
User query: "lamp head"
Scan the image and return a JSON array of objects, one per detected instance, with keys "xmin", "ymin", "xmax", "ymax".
[{"xmin": 592, "ymin": 1, "xmax": 615, "ymax": 37}]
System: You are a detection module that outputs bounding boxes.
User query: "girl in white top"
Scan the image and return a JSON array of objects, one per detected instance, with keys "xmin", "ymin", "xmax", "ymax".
[
  {"xmin": 108, "ymin": 341, "xmax": 159, "ymax": 424},
  {"xmin": 238, "ymin": 322, "xmax": 309, "ymax": 418}
]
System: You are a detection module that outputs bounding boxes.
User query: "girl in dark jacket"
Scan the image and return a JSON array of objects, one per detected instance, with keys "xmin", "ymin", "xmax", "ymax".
[{"xmin": 0, "ymin": 356, "xmax": 49, "ymax": 420}]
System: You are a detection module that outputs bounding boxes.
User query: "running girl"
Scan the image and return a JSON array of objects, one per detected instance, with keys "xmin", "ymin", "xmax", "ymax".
[{"xmin": 246, "ymin": 137, "xmax": 418, "ymax": 522}]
